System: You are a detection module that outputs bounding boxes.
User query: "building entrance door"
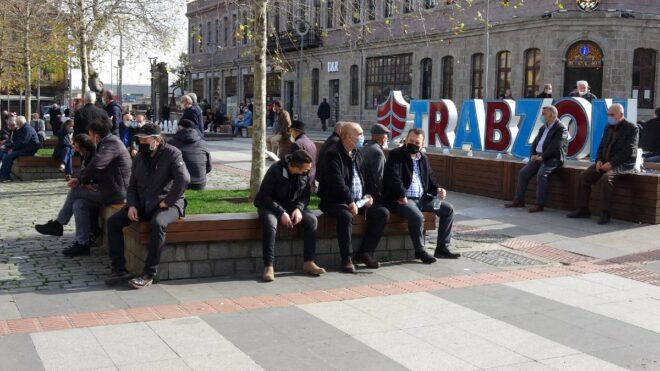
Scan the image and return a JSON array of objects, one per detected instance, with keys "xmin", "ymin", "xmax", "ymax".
[
  {"xmin": 563, "ymin": 41, "xmax": 603, "ymax": 98},
  {"xmin": 285, "ymin": 81, "xmax": 295, "ymax": 115},
  {"xmin": 329, "ymin": 79, "xmax": 340, "ymax": 125}
]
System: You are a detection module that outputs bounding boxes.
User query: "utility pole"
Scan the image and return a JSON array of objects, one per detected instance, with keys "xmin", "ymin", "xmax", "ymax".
[{"xmin": 118, "ymin": 32, "xmax": 124, "ymax": 101}]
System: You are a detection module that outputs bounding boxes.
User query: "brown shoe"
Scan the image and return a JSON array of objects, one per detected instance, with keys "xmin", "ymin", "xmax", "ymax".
[
  {"xmin": 262, "ymin": 266, "xmax": 275, "ymax": 282},
  {"xmin": 504, "ymin": 201, "xmax": 525, "ymax": 208},
  {"xmin": 341, "ymin": 257, "xmax": 356, "ymax": 273},
  {"xmin": 303, "ymin": 261, "xmax": 326, "ymax": 276},
  {"xmin": 528, "ymin": 205, "xmax": 544, "ymax": 213},
  {"xmin": 354, "ymin": 252, "xmax": 380, "ymax": 269}
]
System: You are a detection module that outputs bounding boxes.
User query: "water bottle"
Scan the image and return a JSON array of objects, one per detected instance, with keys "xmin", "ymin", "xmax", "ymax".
[{"xmin": 433, "ymin": 198, "xmax": 442, "ymax": 210}]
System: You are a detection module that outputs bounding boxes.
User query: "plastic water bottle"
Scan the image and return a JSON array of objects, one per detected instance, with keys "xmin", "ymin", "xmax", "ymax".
[
  {"xmin": 467, "ymin": 149, "xmax": 473, "ymax": 157},
  {"xmin": 433, "ymin": 198, "xmax": 442, "ymax": 210},
  {"xmin": 442, "ymin": 148, "xmax": 450, "ymax": 155}
]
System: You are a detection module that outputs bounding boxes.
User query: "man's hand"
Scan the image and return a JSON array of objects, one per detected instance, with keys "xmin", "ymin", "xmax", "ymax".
[
  {"xmin": 531, "ymin": 155, "xmax": 542, "ymax": 162},
  {"xmin": 130, "ymin": 148, "xmax": 138, "ymax": 158},
  {"xmin": 67, "ymin": 178, "xmax": 79, "ymax": 188},
  {"xmin": 128, "ymin": 206, "xmax": 139, "ymax": 222},
  {"xmin": 364, "ymin": 195, "xmax": 374, "ymax": 208},
  {"xmin": 280, "ymin": 212, "xmax": 293, "ymax": 228},
  {"xmin": 159, "ymin": 201, "xmax": 168, "ymax": 209},
  {"xmin": 348, "ymin": 202, "xmax": 358, "ymax": 216},
  {"xmin": 596, "ymin": 161, "xmax": 603, "ymax": 172},
  {"xmin": 601, "ymin": 162, "xmax": 612, "ymax": 172},
  {"xmin": 85, "ymin": 184, "xmax": 98, "ymax": 191},
  {"xmin": 397, "ymin": 197, "xmax": 408, "ymax": 205},
  {"xmin": 291, "ymin": 208, "xmax": 303, "ymax": 226},
  {"xmin": 437, "ymin": 188, "xmax": 447, "ymax": 200}
]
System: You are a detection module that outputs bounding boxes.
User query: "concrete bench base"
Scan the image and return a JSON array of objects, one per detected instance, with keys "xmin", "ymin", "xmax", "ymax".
[{"xmin": 11, "ymin": 156, "xmax": 81, "ymax": 181}]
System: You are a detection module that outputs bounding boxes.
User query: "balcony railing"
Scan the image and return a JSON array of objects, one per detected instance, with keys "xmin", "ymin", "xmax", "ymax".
[{"xmin": 267, "ymin": 28, "xmax": 323, "ymax": 53}]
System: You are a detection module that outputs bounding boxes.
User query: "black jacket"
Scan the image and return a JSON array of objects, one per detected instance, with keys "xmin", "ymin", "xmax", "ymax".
[
  {"xmin": 49, "ymin": 107, "xmax": 63, "ymax": 133},
  {"xmin": 7, "ymin": 125, "xmax": 40, "ymax": 154},
  {"xmin": 53, "ymin": 128, "xmax": 72, "ymax": 159},
  {"xmin": 359, "ymin": 140, "xmax": 386, "ymax": 201},
  {"xmin": 181, "ymin": 106, "xmax": 204, "ymax": 137},
  {"xmin": 317, "ymin": 142, "xmax": 364, "ymax": 205},
  {"xmin": 316, "ymin": 132, "xmax": 341, "ymax": 184},
  {"xmin": 104, "ymin": 100, "xmax": 123, "ymax": 134},
  {"xmin": 640, "ymin": 118, "xmax": 660, "ymax": 154},
  {"xmin": 530, "ymin": 121, "xmax": 568, "ymax": 165},
  {"xmin": 74, "ymin": 103, "xmax": 109, "ymax": 137},
  {"xmin": 596, "ymin": 119, "xmax": 639, "ymax": 174},
  {"xmin": 254, "ymin": 158, "xmax": 311, "ymax": 216},
  {"xmin": 536, "ymin": 92, "xmax": 552, "ymax": 98},
  {"xmin": 317, "ymin": 101, "xmax": 331, "ymax": 119},
  {"xmin": 79, "ymin": 134, "xmax": 131, "ymax": 204},
  {"xmin": 127, "ymin": 143, "xmax": 190, "ymax": 217},
  {"xmin": 382, "ymin": 146, "xmax": 439, "ymax": 205},
  {"xmin": 168, "ymin": 128, "xmax": 211, "ymax": 187}
]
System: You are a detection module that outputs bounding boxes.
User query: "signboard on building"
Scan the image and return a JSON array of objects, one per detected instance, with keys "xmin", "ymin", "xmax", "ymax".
[
  {"xmin": 377, "ymin": 91, "xmax": 637, "ymax": 161},
  {"xmin": 576, "ymin": 0, "xmax": 600, "ymax": 12},
  {"xmin": 327, "ymin": 61, "xmax": 339, "ymax": 73}
]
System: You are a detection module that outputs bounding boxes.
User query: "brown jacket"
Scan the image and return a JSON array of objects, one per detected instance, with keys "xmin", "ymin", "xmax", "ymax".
[{"xmin": 277, "ymin": 110, "xmax": 292, "ymax": 139}]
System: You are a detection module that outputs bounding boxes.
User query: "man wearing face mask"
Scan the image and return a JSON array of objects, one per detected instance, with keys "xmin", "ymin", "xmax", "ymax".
[
  {"xmin": 536, "ymin": 84, "xmax": 553, "ymax": 99},
  {"xmin": 318, "ymin": 122, "xmax": 390, "ymax": 272},
  {"xmin": 106, "ymin": 123, "xmax": 190, "ymax": 289},
  {"xmin": 505, "ymin": 106, "xmax": 568, "ymax": 213},
  {"xmin": 569, "ymin": 80, "xmax": 597, "ymax": 102},
  {"xmin": 383, "ymin": 128, "xmax": 460, "ymax": 263},
  {"xmin": 35, "ymin": 120, "xmax": 131, "ymax": 256},
  {"xmin": 568, "ymin": 104, "xmax": 639, "ymax": 224},
  {"xmin": 0, "ymin": 116, "xmax": 41, "ymax": 181},
  {"xmin": 360, "ymin": 124, "xmax": 390, "ymax": 203}
]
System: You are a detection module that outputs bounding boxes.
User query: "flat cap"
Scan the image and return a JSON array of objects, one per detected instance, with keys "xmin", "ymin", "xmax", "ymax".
[{"xmin": 371, "ymin": 123, "xmax": 391, "ymax": 135}]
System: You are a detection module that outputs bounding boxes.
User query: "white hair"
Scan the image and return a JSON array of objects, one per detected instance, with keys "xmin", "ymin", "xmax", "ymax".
[
  {"xmin": 187, "ymin": 92, "xmax": 198, "ymax": 103},
  {"xmin": 15, "ymin": 115, "xmax": 27, "ymax": 127},
  {"xmin": 610, "ymin": 103, "xmax": 625, "ymax": 116},
  {"xmin": 181, "ymin": 95, "xmax": 192, "ymax": 104},
  {"xmin": 576, "ymin": 80, "xmax": 589, "ymax": 87},
  {"xmin": 84, "ymin": 91, "xmax": 96, "ymax": 104},
  {"xmin": 542, "ymin": 105, "xmax": 558, "ymax": 117}
]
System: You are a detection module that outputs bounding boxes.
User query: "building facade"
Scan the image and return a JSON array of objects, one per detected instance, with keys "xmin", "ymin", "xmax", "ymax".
[{"xmin": 186, "ymin": 0, "xmax": 660, "ymax": 128}]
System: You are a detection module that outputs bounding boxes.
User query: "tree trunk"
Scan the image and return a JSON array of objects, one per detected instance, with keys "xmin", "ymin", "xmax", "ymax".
[
  {"xmin": 249, "ymin": 0, "xmax": 269, "ymax": 201},
  {"xmin": 23, "ymin": 2, "xmax": 31, "ymax": 119},
  {"xmin": 77, "ymin": 0, "xmax": 88, "ymax": 95}
]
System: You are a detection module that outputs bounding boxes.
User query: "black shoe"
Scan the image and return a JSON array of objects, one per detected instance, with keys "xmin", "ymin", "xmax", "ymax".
[
  {"xmin": 597, "ymin": 213, "xmax": 611, "ymax": 225},
  {"xmin": 62, "ymin": 242, "xmax": 90, "ymax": 257},
  {"xmin": 567, "ymin": 210, "xmax": 591, "ymax": 218},
  {"xmin": 434, "ymin": 246, "xmax": 461, "ymax": 259},
  {"xmin": 35, "ymin": 220, "xmax": 63, "ymax": 237},
  {"xmin": 354, "ymin": 252, "xmax": 380, "ymax": 269},
  {"xmin": 415, "ymin": 250, "xmax": 437, "ymax": 264},
  {"xmin": 129, "ymin": 274, "xmax": 154, "ymax": 289},
  {"xmin": 104, "ymin": 269, "xmax": 130, "ymax": 286}
]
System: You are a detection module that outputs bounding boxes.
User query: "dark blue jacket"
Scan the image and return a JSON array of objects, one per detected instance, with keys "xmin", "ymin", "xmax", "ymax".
[
  {"xmin": 8, "ymin": 125, "xmax": 40, "ymax": 154},
  {"xmin": 181, "ymin": 106, "xmax": 204, "ymax": 137},
  {"xmin": 104, "ymin": 100, "xmax": 123, "ymax": 135},
  {"xmin": 53, "ymin": 128, "xmax": 73, "ymax": 159}
]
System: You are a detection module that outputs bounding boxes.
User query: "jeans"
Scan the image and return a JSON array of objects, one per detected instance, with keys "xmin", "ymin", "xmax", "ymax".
[
  {"xmin": 258, "ymin": 207, "xmax": 317, "ymax": 266},
  {"xmin": 392, "ymin": 198, "xmax": 454, "ymax": 251},
  {"xmin": 60, "ymin": 147, "xmax": 74, "ymax": 176},
  {"xmin": 0, "ymin": 150, "xmax": 29, "ymax": 179},
  {"xmin": 645, "ymin": 155, "xmax": 660, "ymax": 163},
  {"xmin": 514, "ymin": 160, "xmax": 559, "ymax": 206},
  {"xmin": 56, "ymin": 187, "xmax": 104, "ymax": 244},
  {"xmin": 320, "ymin": 118, "xmax": 328, "ymax": 131},
  {"xmin": 320, "ymin": 202, "xmax": 389, "ymax": 260},
  {"xmin": 107, "ymin": 206, "xmax": 180, "ymax": 276},
  {"xmin": 577, "ymin": 164, "xmax": 617, "ymax": 214},
  {"xmin": 232, "ymin": 120, "xmax": 249, "ymax": 136}
]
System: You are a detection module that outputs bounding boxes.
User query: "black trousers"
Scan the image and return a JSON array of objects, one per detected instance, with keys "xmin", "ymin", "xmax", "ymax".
[
  {"xmin": 320, "ymin": 202, "xmax": 389, "ymax": 260},
  {"xmin": 391, "ymin": 198, "xmax": 454, "ymax": 251},
  {"xmin": 258, "ymin": 207, "xmax": 317, "ymax": 266},
  {"xmin": 107, "ymin": 206, "xmax": 180, "ymax": 276},
  {"xmin": 577, "ymin": 164, "xmax": 617, "ymax": 214}
]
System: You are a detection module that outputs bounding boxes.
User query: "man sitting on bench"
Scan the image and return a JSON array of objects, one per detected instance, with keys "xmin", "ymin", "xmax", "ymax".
[
  {"xmin": 231, "ymin": 106, "xmax": 252, "ymax": 137},
  {"xmin": 0, "ymin": 116, "xmax": 40, "ymax": 181}
]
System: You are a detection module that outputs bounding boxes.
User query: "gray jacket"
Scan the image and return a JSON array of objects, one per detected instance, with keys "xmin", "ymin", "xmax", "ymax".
[
  {"xmin": 79, "ymin": 134, "xmax": 131, "ymax": 204},
  {"xmin": 359, "ymin": 140, "xmax": 386, "ymax": 201},
  {"xmin": 127, "ymin": 143, "xmax": 190, "ymax": 217}
]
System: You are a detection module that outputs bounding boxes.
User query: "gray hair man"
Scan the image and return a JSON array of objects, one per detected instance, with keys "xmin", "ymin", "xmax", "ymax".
[
  {"xmin": 569, "ymin": 80, "xmax": 597, "ymax": 102},
  {"xmin": 74, "ymin": 90, "xmax": 110, "ymax": 136},
  {"xmin": 0, "ymin": 115, "xmax": 41, "ymax": 181}
]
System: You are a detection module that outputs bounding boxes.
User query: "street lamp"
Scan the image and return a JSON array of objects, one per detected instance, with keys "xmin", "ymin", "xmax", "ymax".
[{"xmin": 294, "ymin": 19, "xmax": 310, "ymax": 118}]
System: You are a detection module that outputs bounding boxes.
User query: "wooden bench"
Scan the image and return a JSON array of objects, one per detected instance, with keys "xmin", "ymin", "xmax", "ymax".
[
  {"xmin": 42, "ymin": 138, "xmax": 58, "ymax": 148},
  {"xmin": 98, "ymin": 207, "xmax": 436, "ymax": 280},
  {"xmin": 10, "ymin": 155, "xmax": 82, "ymax": 181}
]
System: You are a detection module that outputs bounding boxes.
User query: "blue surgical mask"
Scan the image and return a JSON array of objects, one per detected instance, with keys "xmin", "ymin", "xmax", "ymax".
[
  {"xmin": 607, "ymin": 116, "xmax": 618, "ymax": 126},
  {"xmin": 355, "ymin": 135, "xmax": 365, "ymax": 150},
  {"xmin": 540, "ymin": 115, "xmax": 546, "ymax": 125}
]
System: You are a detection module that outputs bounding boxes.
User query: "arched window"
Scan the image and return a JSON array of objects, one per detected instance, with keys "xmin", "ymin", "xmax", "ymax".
[
  {"xmin": 496, "ymin": 51, "xmax": 512, "ymax": 98},
  {"xmin": 563, "ymin": 40, "xmax": 603, "ymax": 98},
  {"xmin": 633, "ymin": 48, "xmax": 657, "ymax": 109},
  {"xmin": 384, "ymin": 0, "xmax": 394, "ymax": 18},
  {"xmin": 524, "ymin": 48, "xmax": 541, "ymax": 98},
  {"xmin": 350, "ymin": 65, "xmax": 359, "ymax": 106},
  {"xmin": 312, "ymin": 68, "xmax": 320, "ymax": 105},
  {"xmin": 471, "ymin": 53, "xmax": 484, "ymax": 99},
  {"xmin": 441, "ymin": 56, "xmax": 453, "ymax": 99},
  {"xmin": 420, "ymin": 58, "xmax": 433, "ymax": 99}
]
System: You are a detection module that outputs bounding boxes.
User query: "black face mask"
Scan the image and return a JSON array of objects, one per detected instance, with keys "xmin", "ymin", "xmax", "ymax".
[
  {"xmin": 405, "ymin": 143, "xmax": 421, "ymax": 154},
  {"xmin": 139, "ymin": 143, "xmax": 155, "ymax": 156}
]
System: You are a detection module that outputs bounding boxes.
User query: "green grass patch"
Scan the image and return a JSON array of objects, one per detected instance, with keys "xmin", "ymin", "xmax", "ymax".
[
  {"xmin": 184, "ymin": 188, "xmax": 320, "ymax": 215},
  {"xmin": 37, "ymin": 148, "xmax": 54, "ymax": 156}
]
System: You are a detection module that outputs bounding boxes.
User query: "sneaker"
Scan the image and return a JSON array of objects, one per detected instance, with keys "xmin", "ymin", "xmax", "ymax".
[
  {"xmin": 58, "ymin": 164, "xmax": 65, "ymax": 172},
  {"xmin": 35, "ymin": 220, "xmax": 64, "ymax": 237},
  {"xmin": 62, "ymin": 242, "xmax": 90, "ymax": 257},
  {"xmin": 128, "ymin": 274, "xmax": 154, "ymax": 289},
  {"xmin": 104, "ymin": 269, "xmax": 130, "ymax": 286},
  {"xmin": 415, "ymin": 250, "xmax": 437, "ymax": 264},
  {"xmin": 597, "ymin": 213, "xmax": 611, "ymax": 225}
]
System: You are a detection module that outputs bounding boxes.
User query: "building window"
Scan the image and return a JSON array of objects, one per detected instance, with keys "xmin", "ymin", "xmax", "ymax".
[
  {"xmin": 420, "ymin": 58, "xmax": 432, "ymax": 99},
  {"xmin": 384, "ymin": 0, "xmax": 394, "ymax": 18},
  {"xmin": 524, "ymin": 48, "xmax": 541, "ymax": 97},
  {"xmin": 225, "ymin": 76, "xmax": 237, "ymax": 98},
  {"xmin": 190, "ymin": 25, "xmax": 195, "ymax": 54},
  {"xmin": 272, "ymin": 4, "xmax": 280, "ymax": 33},
  {"xmin": 367, "ymin": 0, "xmax": 376, "ymax": 20},
  {"xmin": 350, "ymin": 65, "xmax": 359, "ymax": 105},
  {"xmin": 326, "ymin": 0, "xmax": 334, "ymax": 28},
  {"xmin": 242, "ymin": 11, "xmax": 248, "ymax": 45},
  {"xmin": 365, "ymin": 54, "xmax": 413, "ymax": 109},
  {"xmin": 425, "ymin": 0, "xmax": 437, "ymax": 8},
  {"xmin": 214, "ymin": 20, "xmax": 219, "ymax": 44},
  {"xmin": 207, "ymin": 21, "xmax": 211, "ymax": 48},
  {"xmin": 353, "ymin": 0, "xmax": 361, "ymax": 24},
  {"xmin": 404, "ymin": 0, "xmax": 414, "ymax": 13},
  {"xmin": 314, "ymin": 0, "xmax": 321, "ymax": 29},
  {"xmin": 471, "ymin": 53, "xmax": 484, "ymax": 99},
  {"xmin": 496, "ymin": 51, "xmax": 512, "ymax": 98},
  {"xmin": 231, "ymin": 14, "xmax": 237, "ymax": 46},
  {"xmin": 441, "ymin": 55, "xmax": 453, "ymax": 99},
  {"xmin": 339, "ymin": 0, "xmax": 346, "ymax": 26},
  {"xmin": 287, "ymin": 0, "xmax": 294, "ymax": 30},
  {"xmin": 312, "ymin": 68, "xmax": 320, "ymax": 105},
  {"xmin": 223, "ymin": 16, "xmax": 228, "ymax": 46},
  {"xmin": 633, "ymin": 48, "xmax": 657, "ymax": 109}
]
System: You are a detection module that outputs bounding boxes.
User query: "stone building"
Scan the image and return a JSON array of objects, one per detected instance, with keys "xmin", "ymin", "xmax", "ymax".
[{"xmin": 186, "ymin": 0, "xmax": 660, "ymax": 128}]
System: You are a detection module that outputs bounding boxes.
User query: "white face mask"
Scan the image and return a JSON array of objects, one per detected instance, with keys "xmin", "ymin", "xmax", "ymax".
[
  {"xmin": 382, "ymin": 141, "xmax": 389, "ymax": 149},
  {"xmin": 578, "ymin": 88, "xmax": 587, "ymax": 96}
]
